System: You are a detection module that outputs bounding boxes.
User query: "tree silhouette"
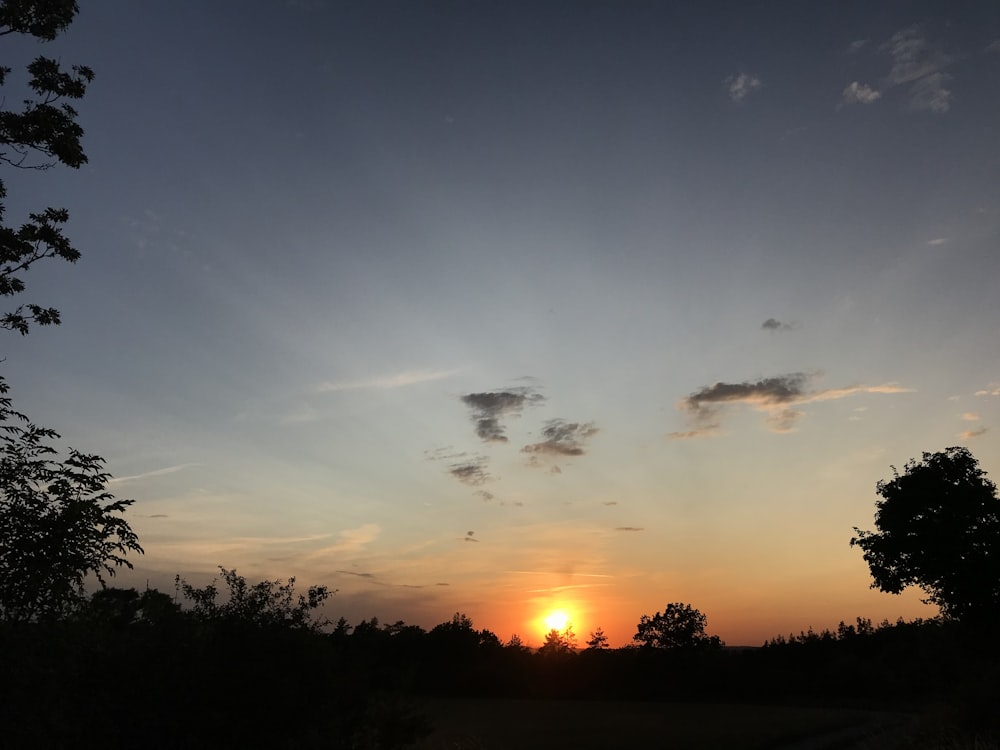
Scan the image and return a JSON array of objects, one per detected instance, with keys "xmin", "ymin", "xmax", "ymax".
[
  {"xmin": 586, "ymin": 627, "xmax": 609, "ymax": 650},
  {"xmin": 0, "ymin": 2, "xmax": 145, "ymax": 624},
  {"xmin": 1, "ymin": 0, "xmax": 93, "ymax": 334},
  {"xmin": 851, "ymin": 446, "xmax": 1000, "ymax": 623},
  {"xmin": 634, "ymin": 602, "xmax": 723, "ymax": 649},
  {"xmin": 0, "ymin": 378, "xmax": 142, "ymax": 620},
  {"xmin": 538, "ymin": 624, "xmax": 576, "ymax": 656},
  {"xmin": 176, "ymin": 566, "xmax": 332, "ymax": 631}
]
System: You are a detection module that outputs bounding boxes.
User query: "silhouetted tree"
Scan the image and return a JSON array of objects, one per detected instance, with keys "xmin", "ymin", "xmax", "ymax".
[
  {"xmin": 851, "ymin": 447, "xmax": 1000, "ymax": 623},
  {"xmin": 0, "ymin": 2, "xmax": 142, "ymax": 624},
  {"xmin": 634, "ymin": 602, "xmax": 723, "ymax": 649},
  {"xmin": 586, "ymin": 627, "xmax": 609, "ymax": 650},
  {"xmin": 176, "ymin": 566, "xmax": 332, "ymax": 631},
  {"xmin": 0, "ymin": 379, "xmax": 142, "ymax": 621},
  {"xmin": 1, "ymin": 0, "xmax": 93, "ymax": 334},
  {"xmin": 538, "ymin": 625, "xmax": 576, "ymax": 656}
]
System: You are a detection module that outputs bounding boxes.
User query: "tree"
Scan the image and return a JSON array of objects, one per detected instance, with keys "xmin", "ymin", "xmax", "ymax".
[
  {"xmin": 0, "ymin": 378, "xmax": 143, "ymax": 620},
  {"xmin": 176, "ymin": 567, "xmax": 332, "ymax": 632},
  {"xmin": 538, "ymin": 625, "xmax": 576, "ymax": 656},
  {"xmin": 634, "ymin": 602, "xmax": 723, "ymax": 649},
  {"xmin": 1, "ymin": 0, "xmax": 92, "ymax": 334},
  {"xmin": 851, "ymin": 446, "xmax": 1000, "ymax": 623},
  {"xmin": 0, "ymin": 2, "xmax": 139, "ymax": 623},
  {"xmin": 585, "ymin": 627, "xmax": 609, "ymax": 650}
]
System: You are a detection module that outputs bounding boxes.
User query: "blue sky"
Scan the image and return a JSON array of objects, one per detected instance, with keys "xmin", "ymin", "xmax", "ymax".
[{"xmin": 4, "ymin": 1, "xmax": 999, "ymax": 645}]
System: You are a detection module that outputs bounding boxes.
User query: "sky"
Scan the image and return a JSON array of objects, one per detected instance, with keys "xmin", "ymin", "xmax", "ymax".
[{"xmin": 3, "ymin": 0, "xmax": 999, "ymax": 646}]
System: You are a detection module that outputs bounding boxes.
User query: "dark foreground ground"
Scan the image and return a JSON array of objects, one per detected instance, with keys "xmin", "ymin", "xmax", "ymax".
[{"xmin": 409, "ymin": 699, "xmax": 914, "ymax": 750}]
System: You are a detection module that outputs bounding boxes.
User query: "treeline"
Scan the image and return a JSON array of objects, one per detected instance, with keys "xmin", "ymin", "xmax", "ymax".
[{"xmin": 2, "ymin": 571, "xmax": 998, "ymax": 749}]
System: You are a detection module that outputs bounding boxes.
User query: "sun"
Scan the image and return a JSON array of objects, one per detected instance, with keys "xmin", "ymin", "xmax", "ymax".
[{"xmin": 543, "ymin": 609, "xmax": 571, "ymax": 632}]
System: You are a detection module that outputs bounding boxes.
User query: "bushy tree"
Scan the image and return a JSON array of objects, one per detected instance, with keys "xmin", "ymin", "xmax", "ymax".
[
  {"xmin": 851, "ymin": 446, "xmax": 1000, "ymax": 623},
  {"xmin": 176, "ymin": 566, "xmax": 332, "ymax": 632},
  {"xmin": 0, "ymin": 378, "xmax": 142, "ymax": 620},
  {"xmin": 538, "ymin": 625, "xmax": 576, "ymax": 656},
  {"xmin": 634, "ymin": 602, "xmax": 723, "ymax": 649},
  {"xmin": 1, "ymin": 0, "xmax": 93, "ymax": 334},
  {"xmin": 0, "ymin": 2, "xmax": 140, "ymax": 623}
]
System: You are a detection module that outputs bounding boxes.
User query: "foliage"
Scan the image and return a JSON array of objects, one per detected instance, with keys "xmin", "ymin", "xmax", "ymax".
[
  {"xmin": 586, "ymin": 627, "xmax": 609, "ymax": 650},
  {"xmin": 1, "ymin": 0, "xmax": 92, "ymax": 334},
  {"xmin": 634, "ymin": 602, "xmax": 724, "ymax": 649},
  {"xmin": 176, "ymin": 566, "xmax": 332, "ymax": 632},
  {"xmin": 0, "ymin": 377, "xmax": 142, "ymax": 620},
  {"xmin": 539, "ymin": 625, "xmax": 576, "ymax": 656},
  {"xmin": 851, "ymin": 447, "xmax": 1000, "ymax": 623}
]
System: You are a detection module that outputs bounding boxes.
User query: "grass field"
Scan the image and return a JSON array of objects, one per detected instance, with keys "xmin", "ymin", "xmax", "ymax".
[{"xmin": 410, "ymin": 698, "xmax": 909, "ymax": 750}]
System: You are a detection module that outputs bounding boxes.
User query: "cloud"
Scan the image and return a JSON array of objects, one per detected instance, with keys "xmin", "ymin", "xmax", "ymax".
[
  {"xmin": 448, "ymin": 455, "xmax": 492, "ymax": 486},
  {"xmin": 761, "ymin": 317, "xmax": 795, "ymax": 332},
  {"xmin": 461, "ymin": 387, "xmax": 544, "ymax": 442},
  {"xmin": 475, "ymin": 490, "xmax": 495, "ymax": 502},
  {"xmin": 765, "ymin": 408, "xmax": 805, "ymax": 433},
  {"xmin": 309, "ymin": 524, "xmax": 380, "ymax": 557},
  {"xmin": 317, "ymin": 368, "xmax": 459, "ymax": 392},
  {"xmin": 846, "ymin": 39, "xmax": 869, "ymax": 54},
  {"xmin": 841, "ymin": 81, "xmax": 882, "ymax": 105},
  {"xmin": 463, "ymin": 531, "xmax": 479, "ymax": 543},
  {"xmin": 725, "ymin": 72, "xmax": 762, "ymax": 102},
  {"xmin": 615, "ymin": 527, "xmax": 644, "ymax": 532},
  {"xmin": 672, "ymin": 373, "xmax": 914, "ymax": 436},
  {"xmin": 975, "ymin": 384, "xmax": 1000, "ymax": 396},
  {"xmin": 908, "ymin": 72, "xmax": 952, "ymax": 113},
  {"xmin": 987, "ymin": 40, "xmax": 1000, "ymax": 54},
  {"xmin": 602, "ymin": 501, "xmax": 618, "ymax": 506},
  {"xmin": 337, "ymin": 570, "xmax": 376, "ymax": 579},
  {"xmin": 882, "ymin": 26, "xmax": 952, "ymax": 113},
  {"xmin": 667, "ymin": 425, "xmax": 722, "ymax": 440},
  {"xmin": 961, "ymin": 412, "xmax": 980, "ymax": 421},
  {"xmin": 927, "ymin": 237, "xmax": 949, "ymax": 246},
  {"xmin": 959, "ymin": 427, "xmax": 988, "ymax": 440},
  {"xmin": 110, "ymin": 463, "xmax": 199, "ymax": 484},
  {"xmin": 522, "ymin": 420, "xmax": 599, "ymax": 457}
]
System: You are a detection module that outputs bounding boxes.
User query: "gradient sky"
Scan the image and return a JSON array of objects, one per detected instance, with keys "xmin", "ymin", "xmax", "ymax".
[{"xmin": 4, "ymin": 1, "xmax": 999, "ymax": 646}]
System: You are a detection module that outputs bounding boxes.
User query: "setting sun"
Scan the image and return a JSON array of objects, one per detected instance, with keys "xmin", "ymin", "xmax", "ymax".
[{"xmin": 543, "ymin": 610, "xmax": 571, "ymax": 633}]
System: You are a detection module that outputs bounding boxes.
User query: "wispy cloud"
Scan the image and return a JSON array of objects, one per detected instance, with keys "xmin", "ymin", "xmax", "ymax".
[
  {"xmin": 448, "ymin": 455, "xmax": 493, "ymax": 486},
  {"xmin": 927, "ymin": 237, "xmax": 949, "ymax": 246},
  {"xmin": 110, "ymin": 463, "xmax": 199, "ymax": 484},
  {"xmin": 307, "ymin": 524, "xmax": 380, "ymax": 557},
  {"xmin": 460, "ymin": 387, "xmax": 545, "ymax": 442},
  {"xmin": 761, "ymin": 317, "xmax": 795, "ymax": 332},
  {"xmin": 846, "ymin": 39, "xmax": 869, "ymax": 54},
  {"xmin": 841, "ymin": 81, "xmax": 881, "ymax": 105},
  {"xmin": 725, "ymin": 72, "xmax": 762, "ymax": 102},
  {"xmin": 670, "ymin": 373, "xmax": 913, "ymax": 437},
  {"xmin": 959, "ymin": 427, "xmax": 988, "ymax": 440},
  {"xmin": 961, "ymin": 412, "xmax": 980, "ymax": 421},
  {"xmin": 975, "ymin": 383, "xmax": 1000, "ymax": 396},
  {"xmin": 522, "ymin": 420, "xmax": 599, "ymax": 457},
  {"xmin": 317, "ymin": 368, "xmax": 459, "ymax": 392},
  {"xmin": 986, "ymin": 40, "xmax": 1000, "ymax": 54},
  {"xmin": 337, "ymin": 570, "xmax": 376, "ymax": 579},
  {"xmin": 882, "ymin": 26, "xmax": 952, "ymax": 113},
  {"xmin": 615, "ymin": 527, "xmax": 644, "ymax": 532}
]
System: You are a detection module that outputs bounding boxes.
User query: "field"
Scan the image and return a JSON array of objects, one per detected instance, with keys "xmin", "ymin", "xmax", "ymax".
[{"xmin": 411, "ymin": 698, "xmax": 911, "ymax": 750}]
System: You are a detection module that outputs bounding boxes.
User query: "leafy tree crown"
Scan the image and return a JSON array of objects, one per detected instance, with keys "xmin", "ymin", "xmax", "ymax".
[{"xmin": 851, "ymin": 446, "xmax": 1000, "ymax": 622}]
